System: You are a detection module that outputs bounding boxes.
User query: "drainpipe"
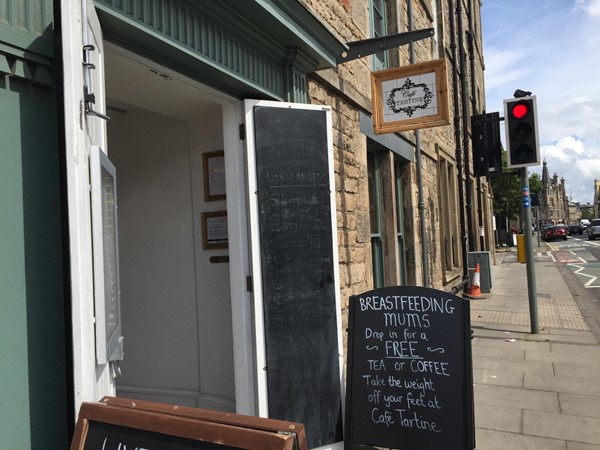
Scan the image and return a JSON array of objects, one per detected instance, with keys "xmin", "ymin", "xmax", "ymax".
[
  {"xmin": 407, "ymin": 0, "xmax": 429, "ymax": 287},
  {"xmin": 457, "ymin": 0, "xmax": 474, "ymax": 252},
  {"xmin": 448, "ymin": 0, "xmax": 469, "ymax": 281},
  {"xmin": 467, "ymin": 0, "xmax": 485, "ymax": 250}
]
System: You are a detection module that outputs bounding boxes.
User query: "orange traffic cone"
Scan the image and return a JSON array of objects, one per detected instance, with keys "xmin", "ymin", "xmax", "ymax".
[{"xmin": 465, "ymin": 263, "xmax": 486, "ymax": 299}]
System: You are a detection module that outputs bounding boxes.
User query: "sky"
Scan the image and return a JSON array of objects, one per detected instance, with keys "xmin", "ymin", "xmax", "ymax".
[{"xmin": 481, "ymin": 0, "xmax": 600, "ymax": 206}]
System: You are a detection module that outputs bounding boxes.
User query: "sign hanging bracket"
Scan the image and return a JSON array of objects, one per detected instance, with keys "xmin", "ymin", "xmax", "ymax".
[{"xmin": 336, "ymin": 28, "xmax": 435, "ymax": 65}]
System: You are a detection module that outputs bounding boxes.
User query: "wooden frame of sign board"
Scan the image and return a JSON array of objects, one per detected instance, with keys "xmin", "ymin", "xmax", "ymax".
[
  {"xmin": 371, "ymin": 58, "xmax": 450, "ymax": 134},
  {"xmin": 70, "ymin": 397, "xmax": 308, "ymax": 450}
]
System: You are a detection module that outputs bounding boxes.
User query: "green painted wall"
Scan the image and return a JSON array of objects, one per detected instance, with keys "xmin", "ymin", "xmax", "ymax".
[
  {"xmin": 1, "ymin": 1, "xmax": 70, "ymax": 448},
  {"xmin": 0, "ymin": 60, "xmax": 70, "ymax": 450},
  {"xmin": 0, "ymin": 75, "xmax": 31, "ymax": 449}
]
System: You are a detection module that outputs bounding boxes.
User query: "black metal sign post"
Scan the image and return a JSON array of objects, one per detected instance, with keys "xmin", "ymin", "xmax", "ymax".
[{"xmin": 336, "ymin": 28, "xmax": 434, "ymax": 65}]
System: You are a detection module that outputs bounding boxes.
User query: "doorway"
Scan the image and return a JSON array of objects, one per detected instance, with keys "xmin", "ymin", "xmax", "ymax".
[{"xmin": 103, "ymin": 45, "xmax": 246, "ymax": 413}]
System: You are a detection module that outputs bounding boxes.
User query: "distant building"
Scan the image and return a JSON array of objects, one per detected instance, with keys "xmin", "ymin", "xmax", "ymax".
[
  {"xmin": 540, "ymin": 161, "xmax": 569, "ymax": 224},
  {"xmin": 594, "ymin": 179, "xmax": 600, "ymax": 218},
  {"xmin": 568, "ymin": 201, "xmax": 582, "ymax": 224},
  {"xmin": 582, "ymin": 203, "xmax": 595, "ymax": 219}
]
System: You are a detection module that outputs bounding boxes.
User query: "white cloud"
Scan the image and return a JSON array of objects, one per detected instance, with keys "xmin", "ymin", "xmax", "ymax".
[
  {"xmin": 542, "ymin": 137, "xmax": 586, "ymax": 162},
  {"xmin": 535, "ymin": 137, "xmax": 599, "ymax": 204},
  {"xmin": 575, "ymin": 157, "xmax": 600, "ymax": 179},
  {"xmin": 483, "ymin": 48, "xmax": 530, "ymax": 90},
  {"xmin": 575, "ymin": 0, "xmax": 600, "ymax": 17}
]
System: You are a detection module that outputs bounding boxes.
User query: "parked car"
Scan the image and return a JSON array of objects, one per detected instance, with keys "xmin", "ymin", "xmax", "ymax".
[
  {"xmin": 568, "ymin": 223, "xmax": 583, "ymax": 235},
  {"xmin": 542, "ymin": 225, "xmax": 568, "ymax": 241},
  {"xmin": 588, "ymin": 219, "xmax": 600, "ymax": 240}
]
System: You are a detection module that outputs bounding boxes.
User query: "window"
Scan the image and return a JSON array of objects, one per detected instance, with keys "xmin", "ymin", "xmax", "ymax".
[
  {"xmin": 368, "ymin": 151, "xmax": 385, "ymax": 288},
  {"xmin": 438, "ymin": 157, "xmax": 460, "ymax": 274},
  {"xmin": 370, "ymin": 0, "xmax": 387, "ymax": 70},
  {"xmin": 395, "ymin": 160, "xmax": 407, "ymax": 285},
  {"xmin": 368, "ymin": 149, "xmax": 408, "ymax": 288}
]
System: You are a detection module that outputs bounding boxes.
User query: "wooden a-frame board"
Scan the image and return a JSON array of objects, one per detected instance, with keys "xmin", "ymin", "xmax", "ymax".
[{"xmin": 70, "ymin": 396, "xmax": 308, "ymax": 450}]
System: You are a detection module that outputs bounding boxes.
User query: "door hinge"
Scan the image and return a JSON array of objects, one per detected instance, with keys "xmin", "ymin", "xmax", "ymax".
[
  {"xmin": 239, "ymin": 123, "xmax": 246, "ymax": 141},
  {"xmin": 246, "ymin": 275, "xmax": 253, "ymax": 292}
]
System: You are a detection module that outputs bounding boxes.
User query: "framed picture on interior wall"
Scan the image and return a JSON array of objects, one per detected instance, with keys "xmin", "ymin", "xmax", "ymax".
[
  {"xmin": 203, "ymin": 150, "xmax": 226, "ymax": 201},
  {"xmin": 201, "ymin": 210, "xmax": 228, "ymax": 249}
]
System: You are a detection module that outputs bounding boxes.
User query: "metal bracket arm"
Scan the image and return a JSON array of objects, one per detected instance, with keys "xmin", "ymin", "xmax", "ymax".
[{"xmin": 336, "ymin": 28, "xmax": 435, "ymax": 65}]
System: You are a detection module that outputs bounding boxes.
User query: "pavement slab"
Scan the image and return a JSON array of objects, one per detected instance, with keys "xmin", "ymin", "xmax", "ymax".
[
  {"xmin": 474, "ymin": 336, "xmax": 551, "ymax": 351},
  {"xmin": 473, "ymin": 355, "xmax": 554, "ymax": 376},
  {"xmin": 472, "ymin": 345, "xmax": 526, "ymax": 360},
  {"xmin": 474, "ymin": 384, "xmax": 560, "ymax": 412},
  {"xmin": 473, "ymin": 367, "xmax": 524, "ymax": 388},
  {"xmin": 474, "ymin": 403, "xmax": 522, "ymax": 433},
  {"xmin": 568, "ymin": 443, "xmax": 600, "ymax": 450},
  {"xmin": 526, "ymin": 349, "xmax": 600, "ymax": 366},
  {"xmin": 524, "ymin": 372, "xmax": 600, "ymax": 396},
  {"xmin": 550, "ymin": 342, "xmax": 600, "ymax": 355},
  {"xmin": 523, "ymin": 410, "xmax": 600, "ymax": 445},
  {"xmin": 474, "ymin": 429, "xmax": 567, "ymax": 450},
  {"xmin": 559, "ymin": 393, "xmax": 600, "ymax": 419},
  {"xmin": 554, "ymin": 362, "xmax": 600, "ymax": 379}
]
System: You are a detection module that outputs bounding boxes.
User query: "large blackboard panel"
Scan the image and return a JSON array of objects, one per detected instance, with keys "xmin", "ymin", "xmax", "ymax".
[
  {"xmin": 253, "ymin": 105, "xmax": 343, "ymax": 449},
  {"xmin": 345, "ymin": 286, "xmax": 473, "ymax": 450}
]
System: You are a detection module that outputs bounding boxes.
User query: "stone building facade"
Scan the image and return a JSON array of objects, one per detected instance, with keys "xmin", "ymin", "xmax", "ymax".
[
  {"xmin": 594, "ymin": 179, "xmax": 600, "ymax": 218},
  {"xmin": 569, "ymin": 201, "xmax": 583, "ymax": 224},
  {"xmin": 540, "ymin": 161, "xmax": 569, "ymax": 224},
  {"xmin": 302, "ymin": 0, "xmax": 493, "ymax": 307}
]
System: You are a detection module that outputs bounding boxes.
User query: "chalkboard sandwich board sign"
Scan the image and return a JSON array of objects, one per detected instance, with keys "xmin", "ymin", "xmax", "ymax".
[
  {"xmin": 70, "ymin": 397, "xmax": 308, "ymax": 450},
  {"xmin": 345, "ymin": 286, "xmax": 474, "ymax": 450}
]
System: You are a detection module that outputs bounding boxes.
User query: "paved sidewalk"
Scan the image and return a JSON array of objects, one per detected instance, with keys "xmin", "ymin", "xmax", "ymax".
[{"xmin": 470, "ymin": 248, "xmax": 600, "ymax": 449}]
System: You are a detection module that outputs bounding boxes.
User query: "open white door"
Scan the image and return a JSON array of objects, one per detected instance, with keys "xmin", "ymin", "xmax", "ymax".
[
  {"xmin": 244, "ymin": 100, "xmax": 344, "ymax": 450},
  {"xmin": 61, "ymin": 0, "xmax": 117, "ymax": 411}
]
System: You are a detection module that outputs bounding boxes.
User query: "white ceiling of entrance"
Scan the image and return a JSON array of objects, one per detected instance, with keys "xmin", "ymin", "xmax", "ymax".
[{"xmin": 105, "ymin": 45, "xmax": 224, "ymax": 121}]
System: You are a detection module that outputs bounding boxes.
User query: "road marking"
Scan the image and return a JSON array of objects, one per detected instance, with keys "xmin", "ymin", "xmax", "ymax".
[
  {"xmin": 535, "ymin": 251, "xmax": 556, "ymax": 262},
  {"xmin": 568, "ymin": 263, "xmax": 600, "ymax": 288},
  {"xmin": 569, "ymin": 250, "xmax": 588, "ymax": 263},
  {"xmin": 570, "ymin": 237, "xmax": 600, "ymax": 247}
]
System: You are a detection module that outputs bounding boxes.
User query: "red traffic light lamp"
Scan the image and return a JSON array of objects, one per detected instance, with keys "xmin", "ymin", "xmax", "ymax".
[
  {"xmin": 504, "ymin": 95, "xmax": 540, "ymax": 168},
  {"xmin": 511, "ymin": 103, "xmax": 528, "ymax": 119}
]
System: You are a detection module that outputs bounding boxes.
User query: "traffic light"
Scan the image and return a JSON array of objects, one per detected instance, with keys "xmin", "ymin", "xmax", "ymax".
[
  {"xmin": 504, "ymin": 95, "xmax": 540, "ymax": 168},
  {"xmin": 472, "ymin": 112, "xmax": 502, "ymax": 177}
]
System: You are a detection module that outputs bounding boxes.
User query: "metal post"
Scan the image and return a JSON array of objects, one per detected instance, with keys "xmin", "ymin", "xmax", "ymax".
[
  {"xmin": 521, "ymin": 168, "xmax": 539, "ymax": 333},
  {"xmin": 536, "ymin": 207, "xmax": 541, "ymax": 247},
  {"xmin": 408, "ymin": 0, "xmax": 429, "ymax": 287},
  {"xmin": 448, "ymin": 0, "xmax": 469, "ymax": 283}
]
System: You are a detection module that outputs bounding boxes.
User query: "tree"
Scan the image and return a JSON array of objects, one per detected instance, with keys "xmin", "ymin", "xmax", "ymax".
[
  {"xmin": 582, "ymin": 209, "xmax": 594, "ymax": 221},
  {"xmin": 529, "ymin": 172, "xmax": 542, "ymax": 195},
  {"xmin": 490, "ymin": 149, "xmax": 541, "ymax": 228}
]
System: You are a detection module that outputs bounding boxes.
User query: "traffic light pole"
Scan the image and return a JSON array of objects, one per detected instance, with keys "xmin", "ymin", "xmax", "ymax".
[{"xmin": 521, "ymin": 168, "xmax": 540, "ymax": 333}]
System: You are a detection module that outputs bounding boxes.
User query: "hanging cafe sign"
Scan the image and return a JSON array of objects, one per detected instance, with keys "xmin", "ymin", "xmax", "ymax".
[{"xmin": 371, "ymin": 58, "xmax": 450, "ymax": 134}]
